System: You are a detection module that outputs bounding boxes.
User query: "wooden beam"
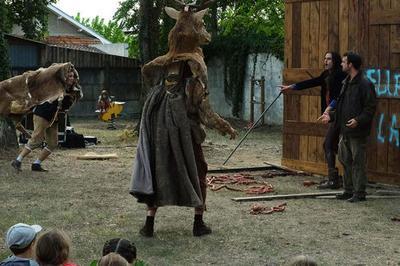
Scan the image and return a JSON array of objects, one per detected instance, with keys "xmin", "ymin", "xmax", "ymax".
[
  {"xmin": 282, "ymin": 158, "xmax": 329, "ymax": 175},
  {"xmin": 232, "ymin": 191, "xmax": 341, "ymax": 202},
  {"xmin": 368, "ymin": 170, "xmax": 400, "ymax": 185},
  {"xmin": 316, "ymin": 195, "xmax": 400, "ymax": 199},
  {"xmin": 283, "ymin": 121, "xmax": 328, "ymax": 137},
  {"xmin": 370, "ymin": 9, "xmax": 400, "ymax": 25},
  {"xmin": 283, "ymin": 68, "xmax": 323, "ymax": 84}
]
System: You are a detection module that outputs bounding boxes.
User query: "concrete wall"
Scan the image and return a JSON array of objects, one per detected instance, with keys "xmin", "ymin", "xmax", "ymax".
[
  {"xmin": 242, "ymin": 54, "xmax": 284, "ymax": 125},
  {"xmin": 68, "ymin": 67, "xmax": 141, "ymax": 118},
  {"xmin": 207, "ymin": 53, "xmax": 283, "ymax": 125},
  {"xmin": 207, "ymin": 57, "xmax": 233, "ymax": 118}
]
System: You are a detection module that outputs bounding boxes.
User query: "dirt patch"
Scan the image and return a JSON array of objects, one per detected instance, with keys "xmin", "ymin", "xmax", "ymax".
[{"xmin": 0, "ymin": 118, "xmax": 399, "ymax": 265}]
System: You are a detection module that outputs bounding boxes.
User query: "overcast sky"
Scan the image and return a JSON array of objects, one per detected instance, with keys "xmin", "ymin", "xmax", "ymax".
[{"xmin": 54, "ymin": 0, "xmax": 121, "ymax": 22}]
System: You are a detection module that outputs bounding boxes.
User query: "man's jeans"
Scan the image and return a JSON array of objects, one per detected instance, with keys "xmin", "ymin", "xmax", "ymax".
[{"xmin": 338, "ymin": 135, "xmax": 368, "ymax": 196}]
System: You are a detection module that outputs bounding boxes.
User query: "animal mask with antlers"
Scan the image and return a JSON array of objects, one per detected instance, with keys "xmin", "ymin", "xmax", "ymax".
[{"xmin": 165, "ymin": 0, "xmax": 215, "ymax": 55}]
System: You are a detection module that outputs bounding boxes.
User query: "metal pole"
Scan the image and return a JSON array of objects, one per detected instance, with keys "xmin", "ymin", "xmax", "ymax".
[{"xmin": 222, "ymin": 91, "xmax": 282, "ymax": 165}]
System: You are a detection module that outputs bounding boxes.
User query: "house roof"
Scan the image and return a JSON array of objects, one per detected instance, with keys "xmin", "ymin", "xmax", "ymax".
[
  {"xmin": 47, "ymin": 4, "xmax": 112, "ymax": 45},
  {"xmin": 46, "ymin": 36, "xmax": 101, "ymax": 45},
  {"xmin": 49, "ymin": 43, "xmax": 106, "ymax": 54}
]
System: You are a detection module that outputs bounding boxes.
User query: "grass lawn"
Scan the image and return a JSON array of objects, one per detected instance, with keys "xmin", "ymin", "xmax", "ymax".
[{"xmin": 0, "ymin": 118, "xmax": 399, "ymax": 265}]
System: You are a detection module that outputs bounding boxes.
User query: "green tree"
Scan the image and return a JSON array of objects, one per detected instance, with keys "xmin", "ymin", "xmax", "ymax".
[
  {"xmin": 75, "ymin": 13, "xmax": 139, "ymax": 58},
  {"xmin": 5, "ymin": 0, "xmax": 56, "ymax": 40},
  {"xmin": 114, "ymin": 0, "xmax": 168, "ymax": 63}
]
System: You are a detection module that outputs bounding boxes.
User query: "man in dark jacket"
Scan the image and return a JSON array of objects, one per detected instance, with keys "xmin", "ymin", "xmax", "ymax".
[
  {"xmin": 334, "ymin": 52, "xmax": 377, "ymax": 202},
  {"xmin": 280, "ymin": 52, "xmax": 347, "ymax": 189}
]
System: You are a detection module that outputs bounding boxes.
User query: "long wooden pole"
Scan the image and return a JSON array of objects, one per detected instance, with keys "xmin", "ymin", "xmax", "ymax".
[{"xmin": 222, "ymin": 91, "xmax": 282, "ymax": 165}]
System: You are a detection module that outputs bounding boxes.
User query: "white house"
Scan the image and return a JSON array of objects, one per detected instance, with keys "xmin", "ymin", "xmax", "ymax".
[{"xmin": 11, "ymin": 4, "xmax": 129, "ymax": 57}]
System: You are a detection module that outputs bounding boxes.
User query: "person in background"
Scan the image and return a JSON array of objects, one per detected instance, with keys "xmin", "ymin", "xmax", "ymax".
[
  {"xmin": 1, "ymin": 223, "xmax": 42, "ymax": 266},
  {"xmin": 11, "ymin": 69, "xmax": 82, "ymax": 172},
  {"xmin": 102, "ymin": 238, "xmax": 136, "ymax": 265},
  {"xmin": 35, "ymin": 229, "xmax": 77, "ymax": 266},
  {"xmin": 98, "ymin": 253, "xmax": 129, "ymax": 266},
  {"xmin": 97, "ymin": 90, "xmax": 112, "ymax": 115},
  {"xmin": 279, "ymin": 51, "xmax": 347, "ymax": 189}
]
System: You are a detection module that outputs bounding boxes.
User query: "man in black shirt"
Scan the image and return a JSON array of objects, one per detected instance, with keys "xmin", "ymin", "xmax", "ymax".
[{"xmin": 11, "ymin": 70, "xmax": 81, "ymax": 172}]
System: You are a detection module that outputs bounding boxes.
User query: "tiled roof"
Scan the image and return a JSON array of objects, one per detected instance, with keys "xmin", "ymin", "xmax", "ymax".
[
  {"xmin": 46, "ymin": 36, "xmax": 102, "ymax": 45},
  {"xmin": 48, "ymin": 43, "xmax": 106, "ymax": 54},
  {"xmin": 48, "ymin": 4, "xmax": 112, "ymax": 44}
]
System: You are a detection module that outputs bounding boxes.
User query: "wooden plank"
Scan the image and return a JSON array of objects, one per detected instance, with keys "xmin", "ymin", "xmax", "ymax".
[
  {"xmin": 286, "ymin": 94, "xmax": 301, "ymax": 121},
  {"xmin": 283, "ymin": 68, "xmax": 323, "ymax": 84},
  {"xmin": 307, "ymin": 96, "xmax": 320, "ymax": 162},
  {"xmin": 283, "ymin": 121, "xmax": 328, "ymax": 137},
  {"xmin": 328, "ymin": 0, "xmax": 339, "ymax": 52},
  {"xmin": 369, "ymin": 170, "xmax": 400, "ymax": 185},
  {"xmin": 319, "ymin": 0, "xmax": 329, "ymax": 62},
  {"xmin": 301, "ymin": 2, "xmax": 311, "ymax": 68},
  {"xmin": 358, "ymin": 0, "xmax": 369, "ymax": 60},
  {"xmin": 285, "ymin": 3, "xmax": 293, "ymax": 68},
  {"xmin": 282, "ymin": 157, "xmax": 340, "ymax": 176},
  {"xmin": 387, "ymin": 100, "xmax": 400, "ymax": 174},
  {"xmin": 376, "ymin": 99, "xmax": 389, "ymax": 173},
  {"xmin": 370, "ymin": 8, "xmax": 400, "ymax": 25},
  {"xmin": 232, "ymin": 191, "xmax": 341, "ymax": 202},
  {"xmin": 299, "ymin": 135, "xmax": 309, "ymax": 162},
  {"xmin": 292, "ymin": 2, "xmax": 302, "ymax": 68},
  {"xmin": 392, "ymin": 38, "xmax": 400, "ymax": 53},
  {"xmin": 390, "ymin": 0, "xmax": 400, "ymax": 71},
  {"xmin": 367, "ymin": 100, "xmax": 378, "ymax": 171},
  {"xmin": 283, "ymin": 133, "xmax": 300, "ymax": 160},
  {"xmin": 348, "ymin": 0, "xmax": 359, "ymax": 52},
  {"xmin": 339, "ymin": 0, "xmax": 349, "ymax": 56},
  {"xmin": 300, "ymin": 95, "xmax": 309, "ymax": 122},
  {"xmin": 368, "ymin": 0, "xmax": 380, "ymax": 67},
  {"xmin": 317, "ymin": 195, "xmax": 400, "ymax": 199},
  {"xmin": 309, "ymin": 1, "xmax": 319, "ymax": 68}
]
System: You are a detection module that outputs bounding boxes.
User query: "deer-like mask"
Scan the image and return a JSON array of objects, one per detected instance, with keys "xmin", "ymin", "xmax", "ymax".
[{"xmin": 165, "ymin": 1, "xmax": 214, "ymax": 54}]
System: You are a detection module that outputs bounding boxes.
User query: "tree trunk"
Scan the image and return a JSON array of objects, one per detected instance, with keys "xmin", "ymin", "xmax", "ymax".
[
  {"xmin": 210, "ymin": 4, "xmax": 218, "ymax": 38},
  {"xmin": 138, "ymin": 0, "xmax": 153, "ymax": 64},
  {"xmin": 0, "ymin": 32, "xmax": 17, "ymax": 152},
  {"xmin": 0, "ymin": 117, "xmax": 18, "ymax": 151}
]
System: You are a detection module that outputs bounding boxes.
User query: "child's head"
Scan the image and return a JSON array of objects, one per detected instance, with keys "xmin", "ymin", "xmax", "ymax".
[
  {"xmin": 99, "ymin": 252, "xmax": 129, "ymax": 266},
  {"xmin": 100, "ymin": 90, "xmax": 109, "ymax": 99},
  {"xmin": 102, "ymin": 238, "xmax": 136, "ymax": 264},
  {"xmin": 35, "ymin": 229, "xmax": 71, "ymax": 266},
  {"xmin": 6, "ymin": 223, "xmax": 42, "ymax": 255}
]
